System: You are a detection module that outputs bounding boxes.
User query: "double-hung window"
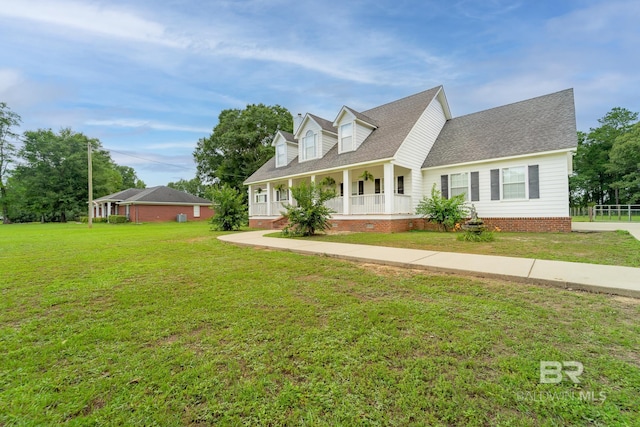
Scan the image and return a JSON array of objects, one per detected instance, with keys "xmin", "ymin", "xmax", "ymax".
[
  {"xmin": 502, "ymin": 167, "xmax": 526, "ymax": 199},
  {"xmin": 276, "ymin": 143, "xmax": 286, "ymax": 167},
  {"xmin": 450, "ymin": 173, "xmax": 469, "ymax": 200},
  {"xmin": 340, "ymin": 123, "xmax": 353, "ymax": 152},
  {"xmin": 302, "ymin": 130, "xmax": 316, "ymax": 161}
]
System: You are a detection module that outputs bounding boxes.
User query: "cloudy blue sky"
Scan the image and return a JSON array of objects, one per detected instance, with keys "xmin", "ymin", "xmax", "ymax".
[{"xmin": 1, "ymin": 0, "xmax": 638, "ymax": 186}]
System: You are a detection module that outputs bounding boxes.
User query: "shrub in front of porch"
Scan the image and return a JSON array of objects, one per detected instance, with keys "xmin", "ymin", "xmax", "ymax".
[
  {"xmin": 210, "ymin": 184, "xmax": 247, "ymax": 231},
  {"xmin": 282, "ymin": 181, "xmax": 336, "ymax": 236},
  {"xmin": 416, "ymin": 184, "xmax": 468, "ymax": 232}
]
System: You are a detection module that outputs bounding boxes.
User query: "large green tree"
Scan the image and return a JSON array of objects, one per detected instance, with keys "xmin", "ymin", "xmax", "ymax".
[
  {"xmin": 10, "ymin": 128, "xmax": 124, "ymax": 222},
  {"xmin": 194, "ymin": 104, "xmax": 292, "ymax": 195},
  {"xmin": 607, "ymin": 122, "xmax": 640, "ymax": 204},
  {"xmin": 167, "ymin": 177, "xmax": 210, "ymax": 199},
  {"xmin": 0, "ymin": 102, "xmax": 21, "ymax": 223},
  {"xmin": 571, "ymin": 107, "xmax": 638, "ymax": 205},
  {"xmin": 116, "ymin": 165, "xmax": 146, "ymax": 189}
]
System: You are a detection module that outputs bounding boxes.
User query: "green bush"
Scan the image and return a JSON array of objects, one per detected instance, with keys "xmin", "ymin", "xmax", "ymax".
[
  {"xmin": 78, "ymin": 216, "xmax": 107, "ymax": 223},
  {"xmin": 416, "ymin": 184, "xmax": 468, "ymax": 231},
  {"xmin": 210, "ymin": 184, "xmax": 247, "ymax": 231},
  {"xmin": 108, "ymin": 215, "xmax": 128, "ymax": 224},
  {"xmin": 457, "ymin": 230, "xmax": 495, "ymax": 242},
  {"xmin": 282, "ymin": 181, "xmax": 336, "ymax": 236}
]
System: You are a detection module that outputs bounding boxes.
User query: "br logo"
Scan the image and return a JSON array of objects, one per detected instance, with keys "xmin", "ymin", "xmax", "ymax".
[{"xmin": 540, "ymin": 361, "xmax": 583, "ymax": 384}]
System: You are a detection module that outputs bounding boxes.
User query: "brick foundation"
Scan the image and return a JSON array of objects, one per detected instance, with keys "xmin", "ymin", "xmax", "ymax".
[
  {"xmin": 481, "ymin": 217, "xmax": 572, "ymax": 233},
  {"xmin": 250, "ymin": 216, "xmax": 572, "ymax": 233}
]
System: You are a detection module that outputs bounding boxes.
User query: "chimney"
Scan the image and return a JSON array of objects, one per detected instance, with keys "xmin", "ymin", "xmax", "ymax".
[{"xmin": 293, "ymin": 113, "xmax": 303, "ymax": 134}]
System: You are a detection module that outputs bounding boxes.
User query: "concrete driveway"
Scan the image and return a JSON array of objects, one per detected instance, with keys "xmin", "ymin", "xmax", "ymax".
[{"xmin": 572, "ymin": 222, "xmax": 640, "ymax": 240}]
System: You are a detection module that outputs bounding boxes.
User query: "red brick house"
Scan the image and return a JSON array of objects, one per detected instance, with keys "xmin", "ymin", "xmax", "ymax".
[{"xmin": 93, "ymin": 186, "xmax": 214, "ymax": 223}]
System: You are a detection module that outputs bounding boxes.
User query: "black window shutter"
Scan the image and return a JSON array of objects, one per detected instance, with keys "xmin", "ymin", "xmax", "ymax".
[
  {"xmin": 528, "ymin": 165, "xmax": 540, "ymax": 199},
  {"xmin": 440, "ymin": 175, "xmax": 448, "ymax": 199},
  {"xmin": 490, "ymin": 169, "xmax": 500, "ymax": 200},
  {"xmin": 471, "ymin": 171, "xmax": 480, "ymax": 201}
]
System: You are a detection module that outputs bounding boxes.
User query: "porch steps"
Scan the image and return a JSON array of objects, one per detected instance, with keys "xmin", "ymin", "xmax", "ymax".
[{"xmin": 270, "ymin": 216, "xmax": 289, "ymax": 230}]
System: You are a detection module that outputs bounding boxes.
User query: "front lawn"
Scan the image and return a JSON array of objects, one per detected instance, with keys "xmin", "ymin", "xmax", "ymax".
[
  {"xmin": 1, "ymin": 222, "xmax": 639, "ymax": 425},
  {"xmin": 283, "ymin": 229, "xmax": 640, "ymax": 268}
]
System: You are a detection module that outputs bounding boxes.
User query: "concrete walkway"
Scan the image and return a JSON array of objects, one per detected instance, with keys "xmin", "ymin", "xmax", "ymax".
[
  {"xmin": 572, "ymin": 221, "xmax": 640, "ymax": 240},
  {"xmin": 218, "ymin": 230, "xmax": 640, "ymax": 299}
]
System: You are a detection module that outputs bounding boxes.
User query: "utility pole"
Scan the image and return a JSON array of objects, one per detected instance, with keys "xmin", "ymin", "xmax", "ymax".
[{"xmin": 88, "ymin": 139, "xmax": 93, "ymax": 228}]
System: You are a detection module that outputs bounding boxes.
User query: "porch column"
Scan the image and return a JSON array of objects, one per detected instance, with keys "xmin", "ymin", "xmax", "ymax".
[
  {"xmin": 310, "ymin": 175, "xmax": 316, "ymax": 183},
  {"xmin": 342, "ymin": 169, "xmax": 350, "ymax": 215},
  {"xmin": 266, "ymin": 182, "xmax": 272, "ymax": 216},
  {"xmin": 288, "ymin": 179, "xmax": 293, "ymax": 205},
  {"xmin": 107, "ymin": 202, "xmax": 112, "ymax": 217},
  {"xmin": 247, "ymin": 185, "xmax": 253, "ymax": 217},
  {"xmin": 384, "ymin": 163, "xmax": 394, "ymax": 214}
]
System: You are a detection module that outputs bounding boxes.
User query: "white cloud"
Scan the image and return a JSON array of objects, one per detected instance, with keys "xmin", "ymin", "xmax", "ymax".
[
  {"xmin": 85, "ymin": 119, "xmax": 209, "ymax": 134},
  {"xmin": 0, "ymin": 0, "xmax": 187, "ymax": 48}
]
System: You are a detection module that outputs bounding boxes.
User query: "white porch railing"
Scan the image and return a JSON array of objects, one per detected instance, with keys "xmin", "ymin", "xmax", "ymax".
[
  {"xmin": 250, "ymin": 203, "xmax": 268, "ymax": 216},
  {"xmin": 324, "ymin": 197, "xmax": 344, "ymax": 214},
  {"xmin": 251, "ymin": 195, "xmax": 412, "ymax": 216},
  {"xmin": 350, "ymin": 194, "xmax": 385, "ymax": 214},
  {"xmin": 394, "ymin": 194, "xmax": 412, "ymax": 213},
  {"xmin": 271, "ymin": 201, "xmax": 290, "ymax": 216}
]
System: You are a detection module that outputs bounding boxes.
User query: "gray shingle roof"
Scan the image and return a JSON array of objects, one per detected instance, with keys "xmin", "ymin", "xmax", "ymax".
[
  {"xmin": 277, "ymin": 130, "xmax": 297, "ymax": 144},
  {"xmin": 342, "ymin": 107, "xmax": 379, "ymax": 128},
  {"xmin": 96, "ymin": 186, "xmax": 211, "ymax": 205},
  {"xmin": 307, "ymin": 113, "xmax": 337, "ymax": 134},
  {"xmin": 245, "ymin": 86, "xmax": 442, "ymax": 184},
  {"xmin": 422, "ymin": 89, "xmax": 577, "ymax": 168},
  {"xmin": 95, "ymin": 188, "xmax": 144, "ymax": 202}
]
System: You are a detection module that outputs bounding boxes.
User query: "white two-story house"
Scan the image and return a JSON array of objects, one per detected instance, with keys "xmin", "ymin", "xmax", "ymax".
[{"xmin": 245, "ymin": 86, "xmax": 577, "ymax": 232}]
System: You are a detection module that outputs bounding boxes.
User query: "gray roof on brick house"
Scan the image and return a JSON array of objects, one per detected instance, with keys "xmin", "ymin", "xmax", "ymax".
[
  {"xmin": 96, "ymin": 186, "xmax": 211, "ymax": 205},
  {"xmin": 94, "ymin": 188, "xmax": 144, "ymax": 202},
  {"xmin": 422, "ymin": 89, "xmax": 577, "ymax": 168},
  {"xmin": 246, "ymin": 86, "xmax": 442, "ymax": 184}
]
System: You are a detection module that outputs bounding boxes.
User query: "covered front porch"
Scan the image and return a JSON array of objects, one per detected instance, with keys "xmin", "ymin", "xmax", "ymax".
[{"xmin": 248, "ymin": 163, "xmax": 413, "ymax": 217}]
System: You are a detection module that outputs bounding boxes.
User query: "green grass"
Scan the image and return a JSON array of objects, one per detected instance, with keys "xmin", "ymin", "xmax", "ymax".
[
  {"xmin": 278, "ymin": 229, "xmax": 640, "ymax": 268},
  {"xmin": 1, "ymin": 222, "xmax": 639, "ymax": 425}
]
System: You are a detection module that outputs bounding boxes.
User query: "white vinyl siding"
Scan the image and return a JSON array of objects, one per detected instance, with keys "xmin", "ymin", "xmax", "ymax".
[
  {"xmin": 450, "ymin": 172, "xmax": 469, "ymax": 200},
  {"xmin": 502, "ymin": 167, "xmax": 526, "ymax": 199},
  {"xmin": 422, "ymin": 152, "xmax": 571, "ymax": 217},
  {"xmin": 322, "ymin": 132, "xmax": 337, "ymax": 156},
  {"xmin": 286, "ymin": 142, "xmax": 297, "ymax": 163},
  {"xmin": 354, "ymin": 123, "xmax": 374, "ymax": 149},
  {"xmin": 394, "ymin": 95, "xmax": 448, "ymax": 211}
]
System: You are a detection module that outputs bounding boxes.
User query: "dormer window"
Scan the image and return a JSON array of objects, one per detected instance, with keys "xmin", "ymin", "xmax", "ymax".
[
  {"xmin": 302, "ymin": 130, "xmax": 317, "ymax": 161},
  {"xmin": 275, "ymin": 142, "xmax": 286, "ymax": 167},
  {"xmin": 340, "ymin": 123, "xmax": 353, "ymax": 152}
]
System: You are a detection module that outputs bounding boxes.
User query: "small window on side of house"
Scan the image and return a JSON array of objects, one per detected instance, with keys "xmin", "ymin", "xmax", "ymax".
[
  {"xmin": 450, "ymin": 172, "xmax": 469, "ymax": 201},
  {"xmin": 396, "ymin": 176, "xmax": 404, "ymax": 195},
  {"xmin": 193, "ymin": 205, "xmax": 201, "ymax": 218},
  {"xmin": 502, "ymin": 167, "xmax": 526, "ymax": 199}
]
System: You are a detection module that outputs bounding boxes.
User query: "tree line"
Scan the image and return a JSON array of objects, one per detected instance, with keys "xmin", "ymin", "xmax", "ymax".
[
  {"xmin": 0, "ymin": 103, "xmax": 145, "ymax": 223},
  {"xmin": 570, "ymin": 107, "xmax": 640, "ymax": 206}
]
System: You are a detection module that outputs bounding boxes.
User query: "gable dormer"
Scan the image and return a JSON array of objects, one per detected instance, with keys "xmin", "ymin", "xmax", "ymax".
[
  {"xmin": 272, "ymin": 130, "xmax": 298, "ymax": 168},
  {"xmin": 293, "ymin": 113, "xmax": 337, "ymax": 162},
  {"xmin": 333, "ymin": 106, "xmax": 378, "ymax": 154}
]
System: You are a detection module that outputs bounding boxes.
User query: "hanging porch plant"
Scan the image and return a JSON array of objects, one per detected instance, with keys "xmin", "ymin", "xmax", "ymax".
[{"xmin": 359, "ymin": 170, "xmax": 374, "ymax": 181}]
